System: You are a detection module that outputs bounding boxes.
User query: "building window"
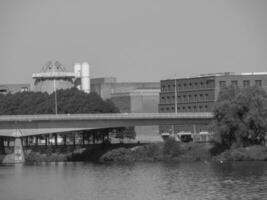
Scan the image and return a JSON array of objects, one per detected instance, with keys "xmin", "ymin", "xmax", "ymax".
[
  {"xmin": 243, "ymin": 80, "xmax": 250, "ymax": 88},
  {"xmin": 199, "ymin": 105, "xmax": 202, "ymax": 111},
  {"xmin": 188, "ymin": 95, "xmax": 192, "ymax": 102},
  {"xmin": 161, "ymin": 108, "xmax": 164, "ymax": 112},
  {"xmin": 195, "ymin": 83, "xmax": 198, "ymax": 89},
  {"xmin": 206, "ymin": 80, "xmax": 214, "ymax": 88},
  {"xmin": 219, "ymin": 81, "xmax": 226, "ymax": 88},
  {"xmin": 177, "ymin": 96, "xmax": 181, "ymax": 103},
  {"xmin": 194, "ymin": 94, "xmax": 198, "ymax": 102},
  {"xmin": 167, "ymin": 85, "xmax": 171, "ymax": 91},
  {"xmin": 166, "ymin": 107, "xmax": 169, "ymax": 111},
  {"xmin": 231, "ymin": 80, "xmax": 238, "ymax": 87},
  {"xmin": 205, "ymin": 105, "xmax": 208, "ymax": 111},
  {"xmin": 177, "ymin": 107, "xmax": 180, "ymax": 111},
  {"xmin": 200, "ymin": 82, "xmax": 204, "ymax": 88},
  {"xmin": 205, "ymin": 94, "xmax": 209, "ymax": 101},
  {"xmin": 194, "ymin": 106, "xmax": 197, "ymax": 112},
  {"xmin": 255, "ymin": 80, "xmax": 262, "ymax": 87},
  {"xmin": 188, "ymin": 106, "xmax": 191, "ymax": 111},
  {"xmin": 189, "ymin": 83, "xmax": 193, "ymax": 89},
  {"xmin": 183, "ymin": 95, "xmax": 187, "ymax": 102},
  {"xmin": 184, "ymin": 83, "xmax": 187, "ymax": 90},
  {"xmin": 200, "ymin": 94, "xmax": 203, "ymax": 101},
  {"xmin": 162, "ymin": 86, "xmax": 165, "ymax": 92}
]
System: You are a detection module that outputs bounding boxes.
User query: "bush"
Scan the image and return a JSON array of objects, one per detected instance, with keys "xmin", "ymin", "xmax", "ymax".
[{"xmin": 163, "ymin": 138, "xmax": 181, "ymax": 157}]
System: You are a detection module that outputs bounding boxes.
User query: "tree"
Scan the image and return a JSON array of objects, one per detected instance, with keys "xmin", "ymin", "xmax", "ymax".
[
  {"xmin": 213, "ymin": 86, "xmax": 267, "ymax": 148},
  {"xmin": 0, "ymin": 88, "xmax": 119, "ymax": 115}
]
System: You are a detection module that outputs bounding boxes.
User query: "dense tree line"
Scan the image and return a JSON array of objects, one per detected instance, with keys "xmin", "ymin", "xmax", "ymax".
[
  {"xmin": 0, "ymin": 88, "xmax": 119, "ymax": 115},
  {"xmin": 213, "ymin": 86, "xmax": 267, "ymax": 148}
]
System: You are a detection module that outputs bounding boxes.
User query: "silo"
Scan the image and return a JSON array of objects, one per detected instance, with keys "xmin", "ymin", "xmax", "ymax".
[
  {"xmin": 74, "ymin": 63, "xmax": 81, "ymax": 78},
  {"xmin": 81, "ymin": 62, "xmax": 90, "ymax": 93},
  {"xmin": 74, "ymin": 63, "xmax": 82, "ymax": 90}
]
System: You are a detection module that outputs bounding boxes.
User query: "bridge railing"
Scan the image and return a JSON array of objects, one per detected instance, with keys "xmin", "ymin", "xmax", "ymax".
[{"xmin": 0, "ymin": 112, "xmax": 214, "ymax": 122}]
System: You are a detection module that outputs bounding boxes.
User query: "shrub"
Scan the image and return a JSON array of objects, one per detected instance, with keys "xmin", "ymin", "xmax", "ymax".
[{"xmin": 163, "ymin": 138, "xmax": 181, "ymax": 157}]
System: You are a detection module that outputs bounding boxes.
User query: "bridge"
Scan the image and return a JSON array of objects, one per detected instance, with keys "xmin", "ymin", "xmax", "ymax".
[
  {"xmin": 0, "ymin": 112, "xmax": 214, "ymax": 163},
  {"xmin": 0, "ymin": 112, "xmax": 214, "ymax": 137}
]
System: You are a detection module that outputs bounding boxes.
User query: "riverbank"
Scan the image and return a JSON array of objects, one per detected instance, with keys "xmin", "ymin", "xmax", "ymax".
[
  {"xmin": 1, "ymin": 141, "xmax": 267, "ymax": 164},
  {"xmin": 212, "ymin": 145, "xmax": 267, "ymax": 162},
  {"xmin": 100, "ymin": 141, "xmax": 213, "ymax": 162},
  {"xmin": 99, "ymin": 141, "xmax": 267, "ymax": 163},
  {"xmin": 22, "ymin": 143, "xmax": 146, "ymax": 163}
]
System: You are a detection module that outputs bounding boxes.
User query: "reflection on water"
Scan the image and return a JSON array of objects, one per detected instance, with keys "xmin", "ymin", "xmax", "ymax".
[{"xmin": 0, "ymin": 161, "xmax": 267, "ymax": 200}]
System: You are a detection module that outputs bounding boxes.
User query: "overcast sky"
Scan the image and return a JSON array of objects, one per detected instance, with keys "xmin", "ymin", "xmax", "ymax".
[{"xmin": 0, "ymin": 0, "xmax": 267, "ymax": 85}]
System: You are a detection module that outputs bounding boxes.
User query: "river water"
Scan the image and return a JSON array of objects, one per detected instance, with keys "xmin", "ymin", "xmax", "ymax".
[{"xmin": 0, "ymin": 161, "xmax": 267, "ymax": 200}]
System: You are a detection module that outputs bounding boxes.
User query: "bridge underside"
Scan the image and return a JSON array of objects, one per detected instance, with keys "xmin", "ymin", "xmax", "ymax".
[{"xmin": 0, "ymin": 118, "xmax": 212, "ymax": 137}]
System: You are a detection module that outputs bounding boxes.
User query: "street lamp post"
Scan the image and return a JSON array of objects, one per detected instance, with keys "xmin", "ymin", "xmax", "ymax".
[
  {"xmin": 53, "ymin": 68, "xmax": 58, "ymax": 115},
  {"xmin": 172, "ymin": 77, "xmax": 177, "ymax": 136}
]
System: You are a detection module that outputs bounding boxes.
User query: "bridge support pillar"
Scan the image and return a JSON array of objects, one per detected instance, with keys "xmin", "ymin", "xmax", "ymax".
[{"xmin": 14, "ymin": 137, "xmax": 25, "ymax": 163}]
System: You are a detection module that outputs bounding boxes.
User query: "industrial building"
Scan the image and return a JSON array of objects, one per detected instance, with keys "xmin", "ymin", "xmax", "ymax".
[
  {"xmin": 90, "ymin": 77, "xmax": 159, "ymax": 100},
  {"xmin": 110, "ymin": 88, "xmax": 161, "ymax": 142},
  {"xmin": 159, "ymin": 72, "xmax": 267, "ymax": 134},
  {"xmin": 0, "ymin": 84, "xmax": 30, "ymax": 94},
  {"xmin": 32, "ymin": 61, "xmax": 90, "ymax": 94}
]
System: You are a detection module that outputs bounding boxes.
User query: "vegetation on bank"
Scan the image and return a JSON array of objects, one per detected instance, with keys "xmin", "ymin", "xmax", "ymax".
[
  {"xmin": 100, "ymin": 138, "xmax": 213, "ymax": 162},
  {"xmin": 213, "ymin": 86, "xmax": 267, "ymax": 149},
  {"xmin": 0, "ymin": 88, "xmax": 119, "ymax": 115},
  {"xmin": 213, "ymin": 145, "xmax": 267, "ymax": 161}
]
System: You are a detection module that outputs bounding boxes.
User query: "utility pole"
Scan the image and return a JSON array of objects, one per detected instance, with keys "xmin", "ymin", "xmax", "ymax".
[
  {"xmin": 53, "ymin": 67, "xmax": 58, "ymax": 115},
  {"xmin": 174, "ymin": 78, "xmax": 177, "ymax": 114},
  {"xmin": 172, "ymin": 77, "xmax": 177, "ymax": 136}
]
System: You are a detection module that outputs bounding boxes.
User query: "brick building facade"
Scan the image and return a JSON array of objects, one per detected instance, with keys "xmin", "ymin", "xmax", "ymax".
[{"xmin": 159, "ymin": 72, "xmax": 267, "ymax": 134}]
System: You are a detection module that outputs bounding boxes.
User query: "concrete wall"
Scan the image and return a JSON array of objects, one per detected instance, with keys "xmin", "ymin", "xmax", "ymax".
[{"xmin": 110, "ymin": 89, "xmax": 161, "ymax": 142}]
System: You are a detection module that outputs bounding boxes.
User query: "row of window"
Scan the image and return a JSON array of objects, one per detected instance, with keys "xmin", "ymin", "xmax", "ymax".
[
  {"xmin": 160, "ymin": 104, "xmax": 210, "ymax": 112},
  {"xmin": 219, "ymin": 80, "xmax": 262, "ymax": 88},
  {"xmin": 162, "ymin": 79, "xmax": 263, "ymax": 92},
  {"xmin": 161, "ymin": 80, "xmax": 215, "ymax": 92},
  {"xmin": 161, "ymin": 93, "xmax": 212, "ymax": 104}
]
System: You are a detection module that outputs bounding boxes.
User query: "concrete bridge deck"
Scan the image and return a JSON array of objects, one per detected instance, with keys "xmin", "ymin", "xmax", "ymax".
[{"xmin": 0, "ymin": 113, "xmax": 214, "ymax": 137}]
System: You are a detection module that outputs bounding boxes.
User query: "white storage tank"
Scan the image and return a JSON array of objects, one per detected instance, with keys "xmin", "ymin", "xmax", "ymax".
[
  {"xmin": 74, "ymin": 63, "xmax": 81, "ymax": 78},
  {"xmin": 81, "ymin": 62, "xmax": 90, "ymax": 93}
]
